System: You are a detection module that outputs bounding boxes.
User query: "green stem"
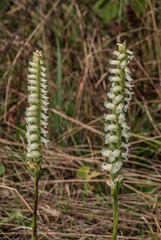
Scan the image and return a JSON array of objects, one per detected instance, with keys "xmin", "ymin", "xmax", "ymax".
[
  {"xmin": 111, "ymin": 184, "xmax": 118, "ymax": 240},
  {"xmin": 32, "ymin": 171, "xmax": 39, "ymax": 240}
]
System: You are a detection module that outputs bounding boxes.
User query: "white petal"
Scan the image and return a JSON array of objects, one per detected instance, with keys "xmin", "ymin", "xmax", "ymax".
[
  {"xmin": 109, "ymin": 60, "xmax": 120, "ymax": 65},
  {"xmin": 116, "ymin": 103, "xmax": 124, "ymax": 114},
  {"xmin": 104, "ymin": 124, "xmax": 117, "ymax": 132},
  {"xmin": 41, "ymin": 66, "xmax": 46, "ymax": 72},
  {"xmin": 41, "ymin": 137, "xmax": 49, "ymax": 147},
  {"xmin": 33, "ymin": 56, "xmax": 39, "ymax": 63},
  {"xmin": 28, "ymin": 97, "xmax": 39, "ymax": 104},
  {"xmin": 121, "ymin": 142, "xmax": 131, "ymax": 149},
  {"xmin": 113, "ymin": 95, "xmax": 123, "ymax": 104},
  {"xmin": 42, "ymin": 99, "xmax": 49, "ymax": 107},
  {"xmin": 41, "ymin": 72, "xmax": 46, "ymax": 78},
  {"xmin": 124, "ymin": 104, "xmax": 129, "ymax": 112},
  {"xmin": 120, "ymin": 60, "xmax": 127, "ymax": 69},
  {"xmin": 27, "ymin": 74, "xmax": 37, "ymax": 79},
  {"xmin": 122, "ymin": 152, "xmax": 128, "ymax": 161},
  {"xmin": 41, "ymin": 94, "xmax": 49, "ymax": 101},
  {"xmin": 26, "ymin": 111, "xmax": 37, "ymax": 117},
  {"xmin": 128, "ymin": 55, "xmax": 134, "ymax": 61},
  {"xmin": 126, "ymin": 74, "xmax": 133, "ymax": 82},
  {"xmin": 109, "ymin": 68, "xmax": 121, "ymax": 74},
  {"xmin": 101, "ymin": 148, "xmax": 112, "ymax": 157},
  {"xmin": 101, "ymin": 162, "xmax": 112, "ymax": 171},
  {"xmin": 109, "ymin": 76, "xmax": 122, "ymax": 82},
  {"xmin": 106, "ymin": 179, "xmax": 115, "ymax": 188},
  {"xmin": 121, "ymin": 122, "xmax": 130, "ymax": 131},
  {"xmin": 111, "ymin": 86, "xmax": 122, "ymax": 93},
  {"xmin": 112, "ymin": 161, "xmax": 122, "ymax": 173},
  {"xmin": 29, "ymin": 93, "xmax": 38, "ymax": 98},
  {"xmin": 126, "ymin": 49, "xmax": 133, "ymax": 55},
  {"xmin": 41, "ymin": 83, "xmax": 47, "ymax": 89},
  {"xmin": 104, "ymin": 102, "xmax": 115, "ymax": 110},
  {"xmin": 41, "ymin": 112, "xmax": 49, "ymax": 121},
  {"xmin": 28, "ymin": 68, "xmax": 37, "ymax": 74},
  {"xmin": 111, "ymin": 82, "xmax": 116, "ymax": 88},
  {"xmin": 25, "ymin": 117, "xmax": 37, "ymax": 124},
  {"xmin": 28, "ymin": 125, "xmax": 38, "ymax": 131},
  {"xmin": 27, "ymin": 105, "xmax": 37, "ymax": 111},
  {"xmin": 104, "ymin": 114, "xmax": 116, "ymax": 121},
  {"xmin": 109, "ymin": 154, "xmax": 115, "ymax": 162},
  {"xmin": 118, "ymin": 113, "xmax": 125, "ymax": 124},
  {"xmin": 105, "ymin": 134, "xmax": 119, "ymax": 144},
  {"xmin": 28, "ymin": 86, "xmax": 37, "ymax": 91},
  {"xmin": 125, "ymin": 89, "xmax": 134, "ymax": 96},
  {"xmin": 28, "ymin": 80, "xmax": 37, "ymax": 85},
  {"xmin": 41, "ymin": 77, "xmax": 47, "ymax": 83},
  {"xmin": 113, "ymin": 149, "xmax": 121, "ymax": 158},
  {"xmin": 28, "ymin": 134, "xmax": 38, "ymax": 141},
  {"xmin": 34, "ymin": 50, "xmax": 42, "ymax": 58},
  {"xmin": 27, "ymin": 151, "xmax": 40, "ymax": 158},
  {"xmin": 113, "ymin": 51, "xmax": 120, "ymax": 56},
  {"xmin": 27, "ymin": 143, "xmax": 39, "ymax": 151},
  {"xmin": 41, "ymin": 88, "xmax": 47, "ymax": 94},
  {"xmin": 29, "ymin": 62, "xmax": 38, "ymax": 68},
  {"xmin": 125, "ymin": 67, "xmax": 130, "ymax": 74},
  {"xmin": 109, "ymin": 149, "xmax": 121, "ymax": 163},
  {"xmin": 118, "ymin": 53, "xmax": 126, "ymax": 60},
  {"xmin": 114, "ymin": 175, "xmax": 123, "ymax": 182},
  {"xmin": 125, "ymin": 81, "xmax": 134, "ymax": 88},
  {"xmin": 40, "ymin": 120, "xmax": 48, "ymax": 128},
  {"xmin": 41, "ymin": 128, "xmax": 48, "ymax": 137},
  {"xmin": 42, "ymin": 106, "xmax": 48, "ymax": 113},
  {"xmin": 122, "ymin": 131, "xmax": 131, "ymax": 142},
  {"xmin": 117, "ymin": 43, "xmax": 125, "ymax": 51},
  {"xmin": 125, "ymin": 96, "xmax": 132, "ymax": 104},
  {"xmin": 107, "ymin": 92, "xmax": 116, "ymax": 100}
]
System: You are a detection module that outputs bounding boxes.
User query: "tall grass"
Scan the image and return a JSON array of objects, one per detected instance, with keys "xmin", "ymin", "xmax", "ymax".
[{"xmin": 0, "ymin": 0, "xmax": 161, "ymax": 239}]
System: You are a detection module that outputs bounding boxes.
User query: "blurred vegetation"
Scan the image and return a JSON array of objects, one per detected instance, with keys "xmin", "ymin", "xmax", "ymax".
[{"xmin": 0, "ymin": 0, "xmax": 161, "ymax": 239}]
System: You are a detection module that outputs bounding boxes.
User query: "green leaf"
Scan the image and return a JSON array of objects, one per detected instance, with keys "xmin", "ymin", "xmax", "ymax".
[
  {"xmin": 94, "ymin": 0, "xmax": 110, "ymax": 9},
  {"xmin": 76, "ymin": 166, "xmax": 90, "ymax": 178},
  {"xmin": 9, "ymin": 211, "xmax": 24, "ymax": 221},
  {"xmin": 55, "ymin": 36, "xmax": 63, "ymax": 135},
  {"xmin": 134, "ymin": 0, "xmax": 146, "ymax": 17},
  {"xmin": 0, "ymin": 162, "xmax": 5, "ymax": 176},
  {"xmin": 158, "ymin": 198, "xmax": 161, "ymax": 206},
  {"xmin": 86, "ymin": 214, "xmax": 93, "ymax": 221},
  {"xmin": 56, "ymin": 36, "xmax": 62, "ymax": 108},
  {"xmin": 93, "ymin": 0, "xmax": 119, "ymax": 24},
  {"xmin": 0, "ymin": 1, "xmax": 9, "ymax": 11},
  {"xmin": 87, "ymin": 171, "xmax": 100, "ymax": 180}
]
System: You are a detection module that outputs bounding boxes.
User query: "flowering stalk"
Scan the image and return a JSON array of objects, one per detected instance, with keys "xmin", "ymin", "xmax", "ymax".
[
  {"xmin": 26, "ymin": 50, "xmax": 49, "ymax": 240},
  {"xmin": 101, "ymin": 41, "xmax": 134, "ymax": 240}
]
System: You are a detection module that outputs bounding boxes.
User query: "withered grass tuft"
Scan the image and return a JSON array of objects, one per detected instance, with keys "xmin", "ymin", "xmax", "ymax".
[{"xmin": 0, "ymin": 0, "xmax": 161, "ymax": 239}]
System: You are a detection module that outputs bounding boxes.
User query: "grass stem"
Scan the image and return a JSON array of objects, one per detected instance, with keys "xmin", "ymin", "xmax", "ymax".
[
  {"xmin": 32, "ymin": 171, "xmax": 39, "ymax": 240},
  {"xmin": 112, "ymin": 184, "xmax": 118, "ymax": 240}
]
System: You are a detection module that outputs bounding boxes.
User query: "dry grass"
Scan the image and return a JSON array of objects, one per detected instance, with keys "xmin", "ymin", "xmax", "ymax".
[{"xmin": 0, "ymin": 0, "xmax": 161, "ymax": 239}]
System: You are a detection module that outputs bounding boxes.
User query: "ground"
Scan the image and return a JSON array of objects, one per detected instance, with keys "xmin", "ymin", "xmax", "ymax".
[{"xmin": 0, "ymin": 0, "xmax": 161, "ymax": 239}]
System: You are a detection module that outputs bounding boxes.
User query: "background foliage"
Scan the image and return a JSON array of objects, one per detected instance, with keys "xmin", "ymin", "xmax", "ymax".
[{"xmin": 0, "ymin": 0, "xmax": 161, "ymax": 239}]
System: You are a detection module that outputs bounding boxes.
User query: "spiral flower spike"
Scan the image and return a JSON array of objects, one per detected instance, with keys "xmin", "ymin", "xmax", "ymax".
[
  {"xmin": 25, "ymin": 50, "xmax": 49, "ymax": 240},
  {"xmin": 26, "ymin": 50, "xmax": 49, "ymax": 165},
  {"xmin": 101, "ymin": 41, "xmax": 134, "ymax": 240}
]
